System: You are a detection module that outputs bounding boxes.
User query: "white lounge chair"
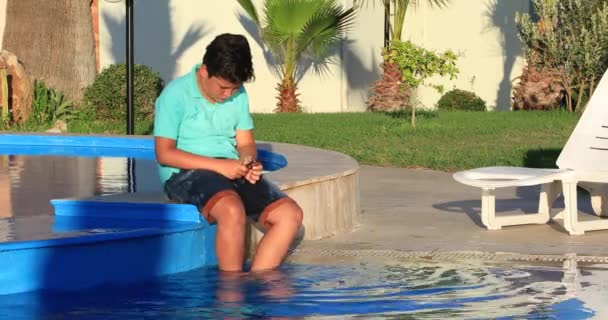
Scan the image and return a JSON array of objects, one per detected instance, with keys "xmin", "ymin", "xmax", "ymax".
[{"xmin": 453, "ymin": 69, "xmax": 608, "ymax": 235}]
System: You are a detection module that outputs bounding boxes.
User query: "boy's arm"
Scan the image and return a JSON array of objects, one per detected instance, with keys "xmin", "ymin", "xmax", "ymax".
[
  {"xmin": 235, "ymin": 129, "xmax": 257, "ymax": 162},
  {"xmin": 235, "ymin": 88, "xmax": 256, "ymax": 163},
  {"xmin": 155, "ymin": 137, "xmax": 248, "ymax": 180},
  {"xmin": 236, "ymin": 129, "xmax": 262, "ymax": 184},
  {"xmin": 155, "ymin": 136, "xmax": 222, "ymax": 170}
]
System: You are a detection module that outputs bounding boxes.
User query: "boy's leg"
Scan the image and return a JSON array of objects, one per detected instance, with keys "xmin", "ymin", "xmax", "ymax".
[
  {"xmin": 164, "ymin": 169, "xmax": 248, "ymax": 272},
  {"xmin": 207, "ymin": 191, "xmax": 248, "ymax": 272},
  {"xmin": 250, "ymin": 198, "xmax": 303, "ymax": 271}
]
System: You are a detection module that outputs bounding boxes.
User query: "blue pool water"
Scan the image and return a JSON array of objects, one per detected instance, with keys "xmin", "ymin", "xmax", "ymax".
[
  {"xmin": 0, "ymin": 258, "xmax": 601, "ymax": 319},
  {"xmin": 0, "ymin": 135, "xmax": 604, "ymax": 318}
]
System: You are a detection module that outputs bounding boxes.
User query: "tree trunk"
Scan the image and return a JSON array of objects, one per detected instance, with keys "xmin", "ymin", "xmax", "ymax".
[
  {"xmin": 2, "ymin": 0, "xmax": 96, "ymax": 102},
  {"xmin": 275, "ymin": 79, "xmax": 301, "ymax": 113}
]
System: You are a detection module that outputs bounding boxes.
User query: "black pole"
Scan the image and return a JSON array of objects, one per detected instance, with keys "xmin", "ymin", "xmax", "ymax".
[
  {"xmin": 384, "ymin": 1, "xmax": 390, "ymax": 48},
  {"xmin": 126, "ymin": 0, "xmax": 135, "ymax": 135}
]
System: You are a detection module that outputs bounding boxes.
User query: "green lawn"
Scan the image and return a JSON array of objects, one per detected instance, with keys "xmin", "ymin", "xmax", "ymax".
[
  {"xmin": 251, "ymin": 111, "xmax": 578, "ymax": 171},
  {"xmin": 3, "ymin": 111, "xmax": 579, "ymax": 172}
]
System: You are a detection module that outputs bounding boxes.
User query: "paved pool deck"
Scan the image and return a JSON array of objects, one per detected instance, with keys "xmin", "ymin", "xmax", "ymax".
[{"xmin": 297, "ymin": 165, "xmax": 608, "ymax": 258}]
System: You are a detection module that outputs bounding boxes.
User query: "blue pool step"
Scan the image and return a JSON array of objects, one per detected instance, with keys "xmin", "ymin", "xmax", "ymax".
[{"xmin": 0, "ymin": 195, "xmax": 218, "ymax": 295}]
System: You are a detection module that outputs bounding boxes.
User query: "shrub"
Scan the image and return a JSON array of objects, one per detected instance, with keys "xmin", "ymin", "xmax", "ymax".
[
  {"xmin": 83, "ymin": 64, "xmax": 164, "ymax": 121},
  {"xmin": 30, "ymin": 80, "xmax": 76, "ymax": 124},
  {"xmin": 516, "ymin": 0, "xmax": 608, "ymax": 112},
  {"xmin": 368, "ymin": 39, "xmax": 459, "ymax": 126},
  {"xmin": 437, "ymin": 89, "xmax": 486, "ymax": 111}
]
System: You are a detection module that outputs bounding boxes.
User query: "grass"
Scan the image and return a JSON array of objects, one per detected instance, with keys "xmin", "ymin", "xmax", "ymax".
[
  {"xmin": 3, "ymin": 119, "xmax": 155, "ymax": 136},
  {"xmin": 251, "ymin": 111, "xmax": 578, "ymax": 172},
  {"xmin": 1, "ymin": 110, "xmax": 579, "ymax": 172}
]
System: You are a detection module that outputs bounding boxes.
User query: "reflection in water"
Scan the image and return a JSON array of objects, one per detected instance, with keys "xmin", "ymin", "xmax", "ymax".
[
  {"xmin": 0, "ymin": 260, "xmax": 600, "ymax": 319},
  {"xmin": 0, "ymin": 219, "xmax": 15, "ymax": 242},
  {"xmin": 0, "ymin": 155, "xmax": 17, "ymax": 219},
  {"xmin": 96, "ymin": 157, "xmax": 131, "ymax": 195},
  {"xmin": 0, "ymin": 155, "xmax": 159, "ymax": 242},
  {"xmin": 2, "ymin": 155, "xmax": 96, "ymax": 218}
]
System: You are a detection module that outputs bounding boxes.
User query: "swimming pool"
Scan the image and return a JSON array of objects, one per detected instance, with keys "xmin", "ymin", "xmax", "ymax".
[
  {"xmin": 0, "ymin": 255, "xmax": 602, "ymax": 319},
  {"xmin": 0, "ymin": 134, "xmax": 287, "ymax": 295},
  {"xmin": 0, "ymin": 134, "xmax": 603, "ymax": 318}
]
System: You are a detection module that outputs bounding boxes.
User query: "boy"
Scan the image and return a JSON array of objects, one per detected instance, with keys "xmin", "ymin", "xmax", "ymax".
[{"xmin": 154, "ymin": 34, "xmax": 303, "ymax": 272}]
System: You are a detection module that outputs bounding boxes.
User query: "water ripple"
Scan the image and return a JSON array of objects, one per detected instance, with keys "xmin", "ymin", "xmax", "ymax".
[{"xmin": 0, "ymin": 260, "xmax": 599, "ymax": 319}]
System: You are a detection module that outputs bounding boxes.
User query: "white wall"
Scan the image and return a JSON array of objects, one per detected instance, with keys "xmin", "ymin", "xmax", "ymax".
[
  {"xmin": 99, "ymin": 0, "xmax": 365, "ymax": 113},
  {"xmin": 401, "ymin": 0, "xmax": 529, "ymax": 110},
  {"xmin": 0, "ymin": 0, "xmax": 528, "ymax": 112},
  {"xmin": 0, "ymin": 0, "xmax": 7, "ymax": 50}
]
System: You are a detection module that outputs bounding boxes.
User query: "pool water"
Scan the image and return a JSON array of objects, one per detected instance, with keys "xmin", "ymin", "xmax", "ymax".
[
  {"xmin": 0, "ymin": 257, "xmax": 601, "ymax": 319},
  {"xmin": 0, "ymin": 155, "xmax": 159, "ymax": 241},
  {"xmin": 0, "ymin": 153, "xmax": 604, "ymax": 319}
]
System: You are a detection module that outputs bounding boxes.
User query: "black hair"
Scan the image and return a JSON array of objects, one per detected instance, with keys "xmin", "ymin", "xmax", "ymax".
[{"xmin": 202, "ymin": 33, "xmax": 254, "ymax": 83}]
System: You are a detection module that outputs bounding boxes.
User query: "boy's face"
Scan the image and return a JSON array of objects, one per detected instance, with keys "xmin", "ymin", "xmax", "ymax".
[{"xmin": 197, "ymin": 65, "xmax": 241, "ymax": 103}]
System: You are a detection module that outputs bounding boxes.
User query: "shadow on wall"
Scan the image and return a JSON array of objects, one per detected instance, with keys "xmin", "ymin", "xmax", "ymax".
[
  {"xmin": 485, "ymin": 0, "xmax": 528, "ymax": 111},
  {"xmin": 342, "ymin": 40, "xmax": 380, "ymax": 90},
  {"xmin": 103, "ymin": 0, "xmax": 209, "ymax": 81}
]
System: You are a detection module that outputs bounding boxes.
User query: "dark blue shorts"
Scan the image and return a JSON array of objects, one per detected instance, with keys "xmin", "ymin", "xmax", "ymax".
[{"xmin": 163, "ymin": 169, "xmax": 289, "ymax": 227}]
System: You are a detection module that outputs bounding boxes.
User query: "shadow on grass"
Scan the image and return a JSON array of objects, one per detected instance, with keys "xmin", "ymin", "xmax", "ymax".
[
  {"xmin": 523, "ymin": 148, "xmax": 562, "ymax": 168},
  {"xmin": 381, "ymin": 109, "xmax": 439, "ymax": 120}
]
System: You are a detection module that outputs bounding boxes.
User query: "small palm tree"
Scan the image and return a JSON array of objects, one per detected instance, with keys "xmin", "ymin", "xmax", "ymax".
[
  {"xmin": 237, "ymin": 0, "xmax": 356, "ymax": 112},
  {"xmin": 359, "ymin": 0, "xmax": 451, "ymax": 114}
]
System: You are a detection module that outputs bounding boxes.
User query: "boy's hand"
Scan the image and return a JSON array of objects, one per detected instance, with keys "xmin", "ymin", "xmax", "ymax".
[
  {"xmin": 242, "ymin": 156, "xmax": 263, "ymax": 184},
  {"xmin": 217, "ymin": 159, "xmax": 248, "ymax": 180}
]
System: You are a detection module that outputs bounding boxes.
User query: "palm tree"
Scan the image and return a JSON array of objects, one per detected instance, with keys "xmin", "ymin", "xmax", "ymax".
[
  {"xmin": 355, "ymin": 0, "xmax": 451, "ymax": 43},
  {"xmin": 360, "ymin": 0, "xmax": 451, "ymax": 114},
  {"xmin": 3, "ymin": 0, "xmax": 96, "ymax": 102},
  {"xmin": 237, "ymin": 0, "xmax": 356, "ymax": 113}
]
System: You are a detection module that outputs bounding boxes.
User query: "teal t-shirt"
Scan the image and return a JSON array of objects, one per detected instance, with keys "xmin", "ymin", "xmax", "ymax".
[{"xmin": 153, "ymin": 64, "xmax": 254, "ymax": 184}]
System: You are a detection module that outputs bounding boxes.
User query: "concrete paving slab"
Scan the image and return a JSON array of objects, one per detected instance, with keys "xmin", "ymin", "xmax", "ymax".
[{"xmin": 299, "ymin": 165, "xmax": 608, "ymax": 257}]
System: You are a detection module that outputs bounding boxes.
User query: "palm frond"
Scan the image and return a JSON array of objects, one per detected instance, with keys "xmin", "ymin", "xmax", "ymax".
[
  {"xmin": 263, "ymin": 0, "xmax": 338, "ymax": 59},
  {"xmin": 236, "ymin": 0, "xmax": 261, "ymax": 26},
  {"xmin": 264, "ymin": 0, "xmax": 323, "ymax": 36},
  {"xmin": 295, "ymin": 5, "xmax": 356, "ymax": 59}
]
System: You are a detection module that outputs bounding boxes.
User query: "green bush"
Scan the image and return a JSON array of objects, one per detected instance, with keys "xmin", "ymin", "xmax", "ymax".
[
  {"xmin": 516, "ymin": 0, "xmax": 608, "ymax": 112},
  {"xmin": 83, "ymin": 64, "xmax": 164, "ymax": 121},
  {"xmin": 437, "ymin": 89, "xmax": 486, "ymax": 111},
  {"xmin": 30, "ymin": 80, "xmax": 76, "ymax": 125}
]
